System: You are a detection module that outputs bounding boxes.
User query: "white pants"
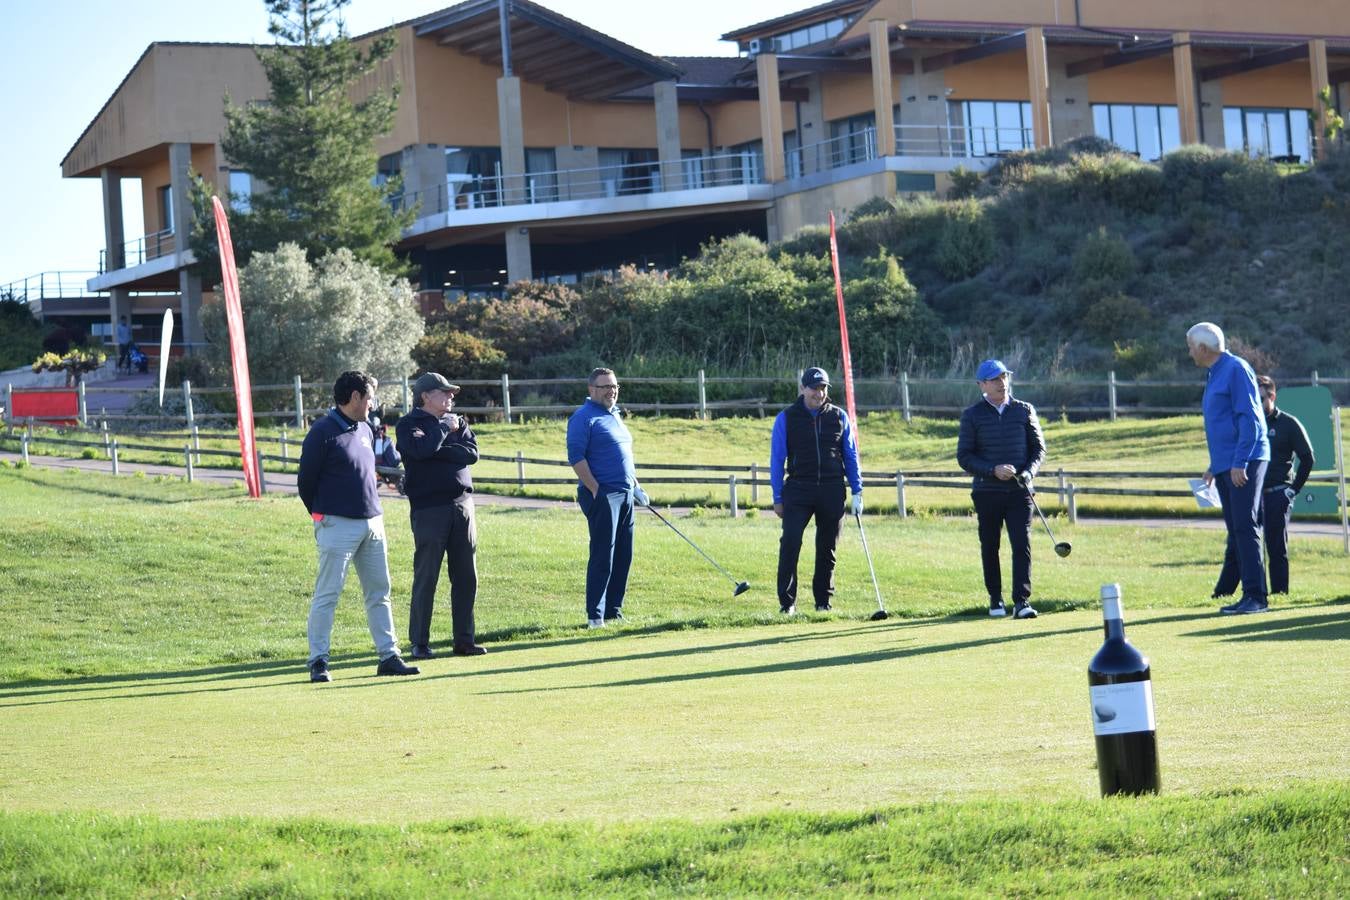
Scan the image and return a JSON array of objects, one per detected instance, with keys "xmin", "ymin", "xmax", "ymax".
[{"xmin": 307, "ymin": 514, "xmax": 399, "ymax": 664}]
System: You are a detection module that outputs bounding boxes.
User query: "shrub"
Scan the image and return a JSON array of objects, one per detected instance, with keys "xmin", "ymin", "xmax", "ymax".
[
  {"xmin": 438, "ymin": 281, "xmax": 579, "ymax": 365},
  {"xmin": 1071, "ymin": 228, "xmax": 1137, "ymax": 306},
  {"xmin": 1081, "ymin": 293, "xmax": 1151, "ymax": 341},
  {"xmin": 947, "ymin": 165, "xmax": 982, "ymax": 200},
  {"xmin": 1220, "ymin": 156, "xmax": 1281, "ymax": 217},
  {"xmin": 0, "ymin": 294, "xmax": 44, "ymax": 371},
  {"xmin": 846, "ymin": 196, "xmax": 894, "ymax": 220},
  {"xmin": 413, "ymin": 326, "xmax": 507, "ymax": 381},
  {"xmin": 935, "ymin": 199, "xmax": 997, "ymax": 280}
]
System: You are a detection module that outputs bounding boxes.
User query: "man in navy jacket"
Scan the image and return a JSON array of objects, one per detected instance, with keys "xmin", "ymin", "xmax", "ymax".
[
  {"xmin": 396, "ymin": 372, "xmax": 484, "ymax": 658},
  {"xmin": 956, "ymin": 359, "xmax": 1046, "ymax": 619},
  {"xmin": 297, "ymin": 371, "xmax": 419, "ymax": 682}
]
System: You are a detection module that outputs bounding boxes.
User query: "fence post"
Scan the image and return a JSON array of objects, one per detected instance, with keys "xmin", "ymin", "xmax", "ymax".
[
  {"xmin": 1335, "ymin": 406, "xmax": 1347, "ymax": 555},
  {"xmin": 4, "ymin": 383, "xmax": 11, "ymax": 427},
  {"xmin": 728, "ymin": 474, "xmax": 739, "ymax": 517},
  {"xmin": 293, "ymin": 375, "xmax": 305, "ymax": 428},
  {"xmin": 1311, "ymin": 369, "xmax": 1320, "ymax": 388},
  {"xmin": 77, "ymin": 379, "xmax": 87, "ymax": 427},
  {"xmin": 750, "ymin": 462, "xmax": 759, "ymax": 503},
  {"xmin": 111, "ymin": 440, "xmax": 120, "ymax": 476},
  {"xmin": 182, "ymin": 380, "xmax": 195, "ymax": 431},
  {"xmin": 515, "ymin": 450, "xmax": 525, "ymax": 489},
  {"xmin": 184, "ymin": 446, "xmax": 194, "ymax": 482},
  {"xmin": 697, "ymin": 369, "xmax": 707, "ymax": 420},
  {"xmin": 102, "ymin": 420, "xmax": 112, "ymax": 459},
  {"xmin": 1057, "ymin": 468, "xmax": 1066, "ymax": 509},
  {"xmin": 19, "ymin": 431, "xmax": 28, "ymax": 465},
  {"xmin": 256, "ymin": 448, "xmax": 267, "ymax": 494},
  {"xmin": 896, "ymin": 471, "xmax": 907, "ymax": 519},
  {"xmin": 280, "ymin": 428, "xmax": 288, "ymax": 460},
  {"xmin": 192, "ymin": 423, "xmax": 201, "ymax": 466},
  {"xmin": 900, "ymin": 372, "xmax": 911, "ymax": 423},
  {"xmin": 1107, "ymin": 370, "xmax": 1117, "ymax": 422},
  {"xmin": 1066, "ymin": 482, "xmax": 1078, "ymax": 524},
  {"xmin": 501, "ymin": 373, "xmax": 512, "ymax": 424}
]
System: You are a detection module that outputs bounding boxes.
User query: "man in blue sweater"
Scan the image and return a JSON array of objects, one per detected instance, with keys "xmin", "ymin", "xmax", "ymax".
[
  {"xmin": 567, "ymin": 367, "xmax": 649, "ymax": 628},
  {"xmin": 396, "ymin": 372, "xmax": 484, "ymax": 658},
  {"xmin": 956, "ymin": 359, "xmax": 1046, "ymax": 619},
  {"xmin": 770, "ymin": 367, "xmax": 863, "ymax": 614},
  {"xmin": 1186, "ymin": 322, "xmax": 1271, "ymax": 614},
  {"xmin": 297, "ymin": 371, "xmax": 419, "ymax": 682}
]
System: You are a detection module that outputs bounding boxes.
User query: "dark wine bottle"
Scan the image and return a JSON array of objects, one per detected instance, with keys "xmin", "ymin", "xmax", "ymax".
[{"xmin": 1088, "ymin": 583, "xmax": 1160, "ymax": 796}]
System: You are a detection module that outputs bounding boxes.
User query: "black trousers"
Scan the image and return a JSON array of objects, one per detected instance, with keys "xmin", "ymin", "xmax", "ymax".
[
  {"xmin": 777, "ymin": 480, "xmax": 846, "ymax": 608},
  {"xmin": 408, "ymin": 497, "xmax": 478, "ymax": 647},
  {"xmin": 972, "ymin": 489, "xmax": 1033, "ymax": 604}
]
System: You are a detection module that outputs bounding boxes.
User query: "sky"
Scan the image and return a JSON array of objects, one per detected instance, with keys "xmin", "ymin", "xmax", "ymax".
[{"xmin": 0, "ymin": 0, "xmax": 794, "ymax": 287}]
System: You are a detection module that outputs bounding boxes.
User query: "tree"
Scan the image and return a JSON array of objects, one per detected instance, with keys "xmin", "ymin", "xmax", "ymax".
[
  {"xmin": 200, "ymin": 243, "xmax": 423, "ymax": 387},
  {"xmin": 191, "ymin": 0, "xmax": 414, "ymax": 280}
]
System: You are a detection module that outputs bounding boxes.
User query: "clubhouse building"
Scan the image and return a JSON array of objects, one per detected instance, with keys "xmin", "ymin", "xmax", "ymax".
[{"xmin": 25, "ymin": 0, "xmax": 1350, "ymax": 351}]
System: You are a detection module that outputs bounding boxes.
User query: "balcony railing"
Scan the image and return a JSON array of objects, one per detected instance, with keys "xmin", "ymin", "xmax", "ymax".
[
  {"xmin": 786, "ymin": 124, "xmax": 1038, "ymax": 177},
  {"xmin": 1, "ymin": 271, "xmax": 100, "ymax": 303},
  {"xmin": 389, "ymin": 152, "xmax": 767, "ymax": 217},
  {"xmin": 99, "ymin": 228, "xmax": 175, "ymax": 274}
]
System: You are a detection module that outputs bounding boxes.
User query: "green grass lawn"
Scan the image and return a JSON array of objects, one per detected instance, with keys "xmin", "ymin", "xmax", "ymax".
[{"xmin": 2, "ymin": 466, "xmax": 1347, "ymax": 895}]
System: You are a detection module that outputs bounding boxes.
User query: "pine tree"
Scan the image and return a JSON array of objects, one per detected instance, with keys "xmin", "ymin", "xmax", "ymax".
[{"xmin": 191, "ymin": 0, "xmax": 414, "ymax": 279}]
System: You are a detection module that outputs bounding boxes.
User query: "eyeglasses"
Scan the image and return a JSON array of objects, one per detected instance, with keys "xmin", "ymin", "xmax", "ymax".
[{"xmin": 592, "ymin": 383, "xmax": 620, "ymax": 391}]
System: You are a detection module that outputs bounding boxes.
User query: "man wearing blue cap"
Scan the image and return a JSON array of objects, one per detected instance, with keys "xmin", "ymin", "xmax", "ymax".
[
  {"xmin": 770, "ymin": 367, "xmax": 863, "ymax": 614},
  {"xmin": 957, "ymin": 359, "xmax": 1046, "ymax": 619}
]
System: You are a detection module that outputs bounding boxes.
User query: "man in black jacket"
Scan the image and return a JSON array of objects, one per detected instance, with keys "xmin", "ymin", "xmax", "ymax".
[
  {"xmin": 396, "ymin": 372, "xmax": 484, "ymax": 658},
  {"xmin": 1214, "ymin": 375, "xmax": 1315, "ymax": 598},
  {"xmin": 956, "ymin": 359, "xmax": 1047, "ymax": 619},
  {"xmin": 297, "ymin": 371, "xmax": 419, "ymax": 683}
]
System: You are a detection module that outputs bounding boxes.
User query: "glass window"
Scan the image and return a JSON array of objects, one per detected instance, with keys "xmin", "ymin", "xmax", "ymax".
[
  {"xmin": 1224, "ymin": 107, "xmax": 1312, "ymax": 162},
  {"xmin": 1110, "ymin": 105, "xmax": 1137, "ymax": 152},
  {"xmin": 228, "ymin": 171, "xmax": 252, "ymax": 213},
  {"xmin": 965, "ymin": 102, "xmax": 997, "ymax": 156},
  {"xmin": 1223, "ymin": 108, "xmax": 1245, "ymax": 153},
  {"xmin": 808, "ymin": 23, "xmax": 827, "ymax": 45},
  {"xmin": 445, "ymin": 147, "xmax": 502, "ymax": 207},
  {"xmin": 828, "ymin": 113, "xmax": 876, "ymax": 165},
  {"xmin": 729, "ymin": 140, "xmax": 763, "ymax": 184},
  {"xmin": 1290, "ymin": 115, "xmax": 1311, "ymax": 162},
  {"xmin": 995, "ymin": 102, "xmax": 1024, "ymax": 151},
  {"xmin": 599, "ymin": 148, "xmax": 659, "ymax": 195},
  {"xmin": 1093, "ymin": 105, "xmax": 1111, "ymax": 139},
  {"xmin": 1092, "ymin": 104, "xmax": 1181, "ymax": 159},
  {"xmin": 525, "ymin": 148, "xmax": 557, "ymax": 202},
  {"xmin": 1159, "ymin": 107, "xmax": 1181, "ymax": 154},
  {"xmin": 682, "ymin": 149, "xmax": 706, "ymax": 189},
  {"xmin": 1133, "ymin": 107, "xmax": 1162, "ymax": 160},
  {"xmin": 157, "ymin": 186, "xmax": 174, "ymax": 234}
]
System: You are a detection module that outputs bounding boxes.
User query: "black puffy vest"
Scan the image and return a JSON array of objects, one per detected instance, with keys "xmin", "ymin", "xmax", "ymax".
[{"xmin": 784, "ymin": 397, "xmax": 846, "ymax": 484}]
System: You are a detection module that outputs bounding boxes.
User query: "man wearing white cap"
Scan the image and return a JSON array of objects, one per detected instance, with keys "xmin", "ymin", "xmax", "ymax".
[{"xmin": 956, "ymin": 359, "xmax": 1046, "ymax": 619}]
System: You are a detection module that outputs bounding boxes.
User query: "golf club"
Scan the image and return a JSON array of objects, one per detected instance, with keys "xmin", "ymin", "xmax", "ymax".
[
  {"xmin": 644, "ymin": 505, "xmax": 750, "ymax": 596},
  {"xmin": 1018, "ymin": 473, "xmax": 1072, "ymax": 558},
  {"xmin": 854, "ymin": 512, "xmax": 889, "ymax": 620}
]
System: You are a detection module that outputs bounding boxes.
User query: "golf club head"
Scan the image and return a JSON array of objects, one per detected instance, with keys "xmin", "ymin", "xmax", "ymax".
[
  {"xmin": 1054, "ymin": 541, "xmax": 1073, "ymax": 558},
  {"xmin": 869, "ymin": 609, "xmax": 890, "ymax": 621},
  {"xmin": 733, "ymin": 581, "xmax": 751, "ymax": 597}
]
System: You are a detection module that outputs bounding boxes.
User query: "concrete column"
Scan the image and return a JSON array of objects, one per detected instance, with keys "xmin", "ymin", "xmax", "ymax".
[
  {"xmin": 497, "ymin": 76, "xmax": 527, "ymax": 204},
  {"xmin": 1025, "ymin": 26, "xmax": 1052, "ymax": 149},
  {"xmin": 1172, "ymin": 33, "xmax": 1201, "ymax": 146},
  {"xmin": 100, "ymin": 167, "xmax": 126, "ymax": 342},
  {"xmin": 402, "ymin": 145, "xmax": 449, "ymax": 214},
  {"xmin": 555, "ymin": 144, "xmax": 599, "ymax": 200},
  {"xmin": 505, "ymin": 227, "xmax": 532, "ymax": 283},
  {"xmin": 654, "ymin": 80, "xmax": 683, "ymax": 191},
  {"xmin": 798, "ymin": 75, "xmax": 826, "ymax": 173},
  {"xmin": 869, "ymin": 20, "xmax": 896, "ymax": 157},
  {"xmin": 756, "ymin": 53, "xmax": 785, "ymax": 183},
  {"xmin": 1199, "ymin": 79, "xmax": 1225, "ymax": 148},
  {"xmin": 168, "ymin": 143, "xmax": 202, "ymax": 353},
  {"xmin": 900, "ymin": 67, "xmax": 950, "ymax": 155},
  {"xmin": 1310, "ymin": 39, "xmax": 1330, "ymax": 160},
  {"xmin": 178, "ymin": 271, "xmax": 203, "ymax": 349},
  {"xmin": 1048, "ymin": 51, "xmax": 1092, "ymax": 142}
]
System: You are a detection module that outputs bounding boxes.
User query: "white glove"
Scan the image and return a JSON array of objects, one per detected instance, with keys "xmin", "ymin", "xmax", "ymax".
[
  {"xmin": 1283, "ymin": 486, "xmax": 1296, "ymax": 502},
  {"xmin": 633, "ymin": 486, "xmax": 650, "ymax": 507},
  {"xmin": 850, "ymin": 492, "xmax": 863, "ymax": 516}
]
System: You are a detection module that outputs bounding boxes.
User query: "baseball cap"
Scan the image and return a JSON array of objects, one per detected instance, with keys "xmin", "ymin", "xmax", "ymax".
[
  {"xmin": 801, "ymin": 367, "xmax": 831, "ymax": 388},
  {"xmin": 975, "ymin": 359, "xmax": 1012, "ymax": 381},
  {"xmin": 413, "ymin": 372, "xmax": 461, "ymax": 400}
]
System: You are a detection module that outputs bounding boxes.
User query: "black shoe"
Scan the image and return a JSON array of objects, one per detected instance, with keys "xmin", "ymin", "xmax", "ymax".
[
  {"xmin": 1222, "ymin": 596, "xmax": 1270, "ymax": 615},
  {"xmin": 780, "ymin": 604, "xmax": 796, "ymax": 615},
  {"xmin": 376, "ymin": 655, "xmax": 420, "ymax": 676},
  {"xmin": 989, "ymin": 599, "xmax": 1007, "ymax": 618},
  {"xmin": 1013, "ymin": 601, "xmax": 1038, "ymax": 619},
  {"xmin": 410, "ymin": 644, "xmax": 436, "ymax": 660},
  {"xmin": 815, "ymin": 602, "xmax": 832, "ymax": 612},
  {"xmin": 604, "ymin": 610, "xmax": 627, "ymax": 623},
  {"xmin": 309, "ymin": 659, "xmax": 331, "ymax": 683},
  {"xmin": 453, "ymin": 643, "xmax": 488, "ymax": 656}
]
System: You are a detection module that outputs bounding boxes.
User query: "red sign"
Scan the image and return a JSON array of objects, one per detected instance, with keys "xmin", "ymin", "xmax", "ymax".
[{"xmin": 10, "ymin": 389, "xmax": 78, "ymax": 426}]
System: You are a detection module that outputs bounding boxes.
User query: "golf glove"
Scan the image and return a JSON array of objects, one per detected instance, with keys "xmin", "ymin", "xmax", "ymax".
[
  {"xmin": 850, "ymin": 492, "xmax": 863, "ymax": 516},
  {"xmin": 633, "ymin": 486, "xmax": 650, "ymax": 507},
  {"xmin": 1283, "ymin": 486, "xmax": 1296, "ymax": 502}
]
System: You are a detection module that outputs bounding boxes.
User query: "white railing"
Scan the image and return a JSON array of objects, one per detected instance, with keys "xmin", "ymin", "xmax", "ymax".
[
  {"xmin": 99, "ymin": 229, "xmax": 175, "ymax": 273},
  {"xmin": 1, "ymin": 271, "xmax": 100, "ymax": 302},
  {"xmin": 390, "ymin": 152, "xmax": 767, "ymax": 217},
  {"xmin": 784, "ymin": 124, "xmax": 1039, "ymax": 176}
]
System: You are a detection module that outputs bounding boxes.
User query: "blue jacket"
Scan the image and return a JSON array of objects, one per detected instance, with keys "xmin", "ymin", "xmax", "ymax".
[
  {"xmin": 396, "ymin": 406, "xmax": 478, "ymax": 511},
  {"xmin": 297, "ymin": 409, "xmax": 383, "ymax": 518},
  {"xmin": 956, "ymin": 397, "xmax": 1046, "ymax": 491},
  {"xmin": 769, "ymin": 398, "xmax": 862, "ymax": 503},
  {"xmin": 566, "ymin": 399, "xmax": 635, "ymax": 490},
  {"xmin": 1202, "ymin": 352, "xmax": 1269, "ymax": 473}
]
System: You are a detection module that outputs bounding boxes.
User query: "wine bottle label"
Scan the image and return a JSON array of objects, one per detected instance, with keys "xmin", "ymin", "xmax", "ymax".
[{"xmin": 1089, "ymin": 681, "xmax": 1155, "ymax": 735}]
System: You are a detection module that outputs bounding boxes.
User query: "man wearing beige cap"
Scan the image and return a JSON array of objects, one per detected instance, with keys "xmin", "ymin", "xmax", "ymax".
[{"xmin": 396, "ymin": 372, "xmax": 484, "ymax": 658}]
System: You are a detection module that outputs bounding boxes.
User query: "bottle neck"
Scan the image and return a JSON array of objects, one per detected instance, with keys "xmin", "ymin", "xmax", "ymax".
[{"xmin": 1102, "ymin": 617, "xmax": 1125, "ymax": 641}]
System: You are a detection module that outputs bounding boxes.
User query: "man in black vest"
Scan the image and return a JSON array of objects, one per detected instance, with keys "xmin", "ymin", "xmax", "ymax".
[
  {"xmin": 770, "ymin": 367, "xmax": 863, "ymax": 614},
  {"xmin": 396, "ymin": 372, "xmax": 484, "ymax": 659},
  {"xmin": 1214, "ymin": 374, "xmax": 1314, "ymax": 598},
  {"xmin": 956, "ymin": 359, "xmax": 1046, "ymax": 619}
]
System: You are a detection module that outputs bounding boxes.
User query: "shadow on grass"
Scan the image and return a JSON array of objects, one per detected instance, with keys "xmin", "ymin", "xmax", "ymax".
[
  {"xmin": 1180, "ymin": 599, "xmax": 1350, "ymax": 643},
  {"xmin": 2, "ymin": 468, "xmax": 230, "ymax": 506}
]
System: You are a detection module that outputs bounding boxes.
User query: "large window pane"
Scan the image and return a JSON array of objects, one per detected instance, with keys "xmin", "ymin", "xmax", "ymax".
[
  {"xmin": 1245, "ymin": 110, "xmax": 1269, "ymax": 156},
  {"xmin": 1134, "ymin": 106, "xmax": 1161, "ymax": 160},
  {"xmin": 995, "ymin": 101, "xmax": 1022, "ymax": 150},
  {"xmin": 1223, "ymin": 108, "xmax": 1245, "ymax": 153},
  {"xmin": 1110, "ymin": 105, "xmax": 1137, "ymax": 153},
  {"xmin": 1159, "ymin": 107, "xmax": 1181, "ymax": 153},
  {"xmin": 966, "ymin": 101, "xmax": 996, "ymax": 156},
  {"xmin": 1093, "ymin": 105, "xmax": 1112, "ymax": 141},
  {"xmin": 1290, "ymin": 113, "xmax": 1311, "ymax": 162},
  {"xmin": 1267, "ymin": 112, "xmax": 1289, "ymax": 157}
]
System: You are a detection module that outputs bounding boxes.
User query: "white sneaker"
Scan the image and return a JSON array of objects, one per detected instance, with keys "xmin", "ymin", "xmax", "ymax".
[
  {"xmin": 1014, "ymin": 602, "xmax": 1038, "ymax": 619},
  {"xmin": 587, "ymin": 618, "xmax": 605, "ymax": 629},
  {"xmin": 989, "ymin": 600, "xmax": 1007, "ymax": 617}
]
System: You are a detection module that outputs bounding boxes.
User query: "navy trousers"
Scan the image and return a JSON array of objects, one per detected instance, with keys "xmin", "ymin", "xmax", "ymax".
[
  {"xmin": 972, "ymin": 489, "xmax": 1033, "ymax": 604},
  {"xmin": 1212, "ymin": 460, "xmax": 1269, "ymax": 600},
  {"xmin": 1216, "ymin": 479, "xmax": 1289, "ymax": 596},
  {"xmin": 578, "ymin": 485, "xmax": 634, "ymax": 621}
]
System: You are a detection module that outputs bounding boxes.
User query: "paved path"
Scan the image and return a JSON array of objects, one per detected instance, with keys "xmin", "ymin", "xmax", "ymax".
[{"xmin": 6, "ymin": 449, "xmax": 1346, "ymax": 538}]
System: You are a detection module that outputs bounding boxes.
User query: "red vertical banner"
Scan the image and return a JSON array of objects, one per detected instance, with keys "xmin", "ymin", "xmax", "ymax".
[
  {"xmin": 827, "ymin": 211, "xmax": 859, "ymax": 450},
  {"xmin": 211, "ymin": 196, "xmax": 261, "ymax": 498}
]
